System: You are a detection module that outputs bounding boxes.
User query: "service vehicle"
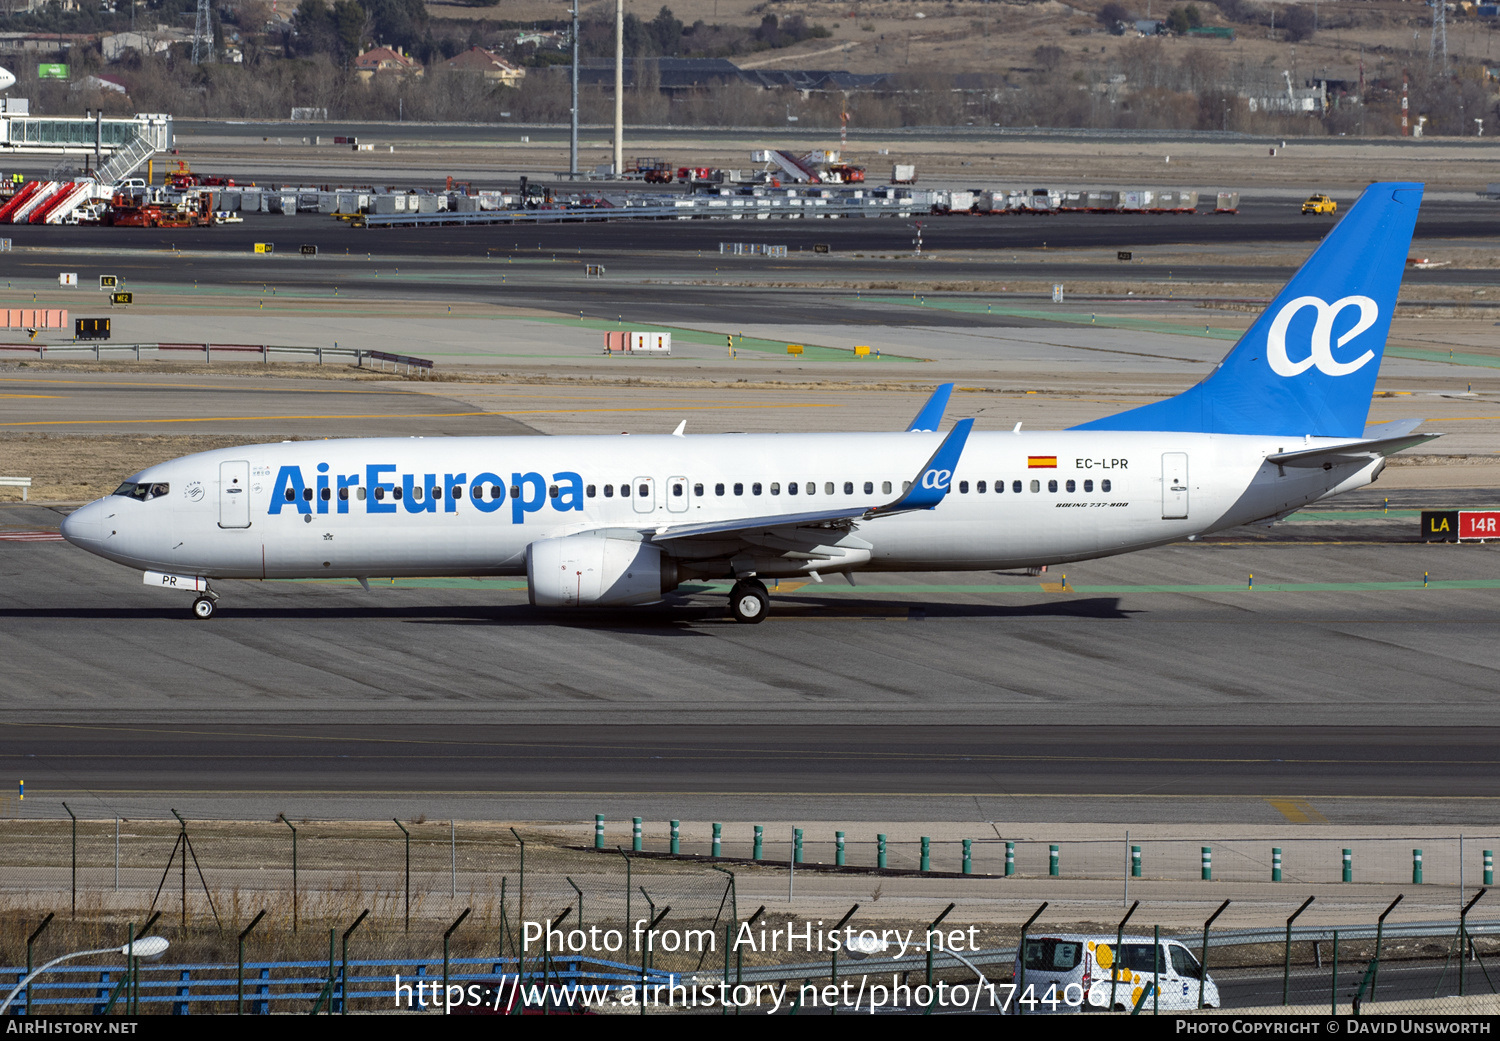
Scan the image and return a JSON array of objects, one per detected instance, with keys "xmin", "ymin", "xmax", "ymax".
[
  {"xmin": 1302, "ymin": 193, "xmax": 1337, "ymax": 215},
  {"xmin": 1012, "ymin": 933, "xmax": 1220, "ymax": 1012}
]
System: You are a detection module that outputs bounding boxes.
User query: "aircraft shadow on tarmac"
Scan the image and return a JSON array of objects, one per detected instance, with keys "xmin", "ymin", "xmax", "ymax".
[{"xmin": 3, "ymin": 596, "xmax": 1130, "ymax": 628}]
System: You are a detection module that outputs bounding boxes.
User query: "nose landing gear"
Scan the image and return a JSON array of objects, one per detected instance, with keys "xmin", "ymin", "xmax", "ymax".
[{"xmin": 728, "ymin": 578, "xmax": 769, "ymax": 624}]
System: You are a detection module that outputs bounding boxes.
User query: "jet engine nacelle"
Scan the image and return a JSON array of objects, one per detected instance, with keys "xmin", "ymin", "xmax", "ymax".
[{"xmin": 526, "ymin": 535, "xmax": 677, "ymax": 607}]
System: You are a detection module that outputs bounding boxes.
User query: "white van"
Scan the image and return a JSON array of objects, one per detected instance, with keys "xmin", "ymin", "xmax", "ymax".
[{"xmin": 1012, "ymin": 933, "xmax": 1220, "ymax": 1012}]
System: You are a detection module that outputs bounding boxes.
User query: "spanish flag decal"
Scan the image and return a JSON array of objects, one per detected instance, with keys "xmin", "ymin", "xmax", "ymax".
[{"xmin": 1027, "ymin": 456, "xmax": 1058, "ymax": 469}]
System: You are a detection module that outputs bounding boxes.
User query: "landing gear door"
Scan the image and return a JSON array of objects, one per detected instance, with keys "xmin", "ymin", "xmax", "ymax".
[
  {"xmin": 632, "ymin": 476, "xmax": 656, "ymax": 515},
  {"xmin": 219, "ymin": 460, "xmax": 251, "ymax": 529},
  {"xmin": 1161, "ymin": 453, "xmax": 1189, "ymax": 520}
]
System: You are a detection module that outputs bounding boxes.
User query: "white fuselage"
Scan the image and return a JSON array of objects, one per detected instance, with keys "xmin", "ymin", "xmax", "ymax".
[{"xmin": 61, "ymin": 429, "xmax": 1382, "ymax": 582}]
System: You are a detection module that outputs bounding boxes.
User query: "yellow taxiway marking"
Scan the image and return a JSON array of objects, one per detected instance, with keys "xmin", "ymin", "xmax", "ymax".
[
  {"xmin": 0, "ymin": 393, "xmax": 62, "ymax": 399},
  {"xmin": 0, "ymin": 403, "xmax": 841, "ymax": 428},
  {"xmin": 1266, "ymin": 797, "xmax": 1330, "ymax": 824}
]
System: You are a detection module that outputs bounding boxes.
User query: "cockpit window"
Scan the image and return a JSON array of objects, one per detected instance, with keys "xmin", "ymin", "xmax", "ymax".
[{"xmin": 111, "ymin": 482, "xmax": 170, "ymax": 501}]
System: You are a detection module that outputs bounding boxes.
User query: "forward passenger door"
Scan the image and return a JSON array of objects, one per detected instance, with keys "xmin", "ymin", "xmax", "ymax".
[{"xmin": 219, "ymin": 460, "xmax": 251, "ymax": 529}]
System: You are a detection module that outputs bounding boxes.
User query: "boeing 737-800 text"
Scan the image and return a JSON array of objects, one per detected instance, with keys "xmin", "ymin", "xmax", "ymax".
[{"xmin": 62, "ymin": 182, "xmax": 1436, "ymax": 623}]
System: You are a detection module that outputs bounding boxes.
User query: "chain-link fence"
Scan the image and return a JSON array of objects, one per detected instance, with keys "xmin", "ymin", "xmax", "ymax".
[{"xmin": 2, "ymin": 817, "xmax": 1498, "ymax": 1015}]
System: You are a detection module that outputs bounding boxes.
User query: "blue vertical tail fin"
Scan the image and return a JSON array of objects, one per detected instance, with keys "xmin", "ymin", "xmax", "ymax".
[{"xmin": 1073, "ymin": 182, "xmax": 1423, "ymax": 438}]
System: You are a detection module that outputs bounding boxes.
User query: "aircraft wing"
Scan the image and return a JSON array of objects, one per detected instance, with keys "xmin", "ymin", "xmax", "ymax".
[
  {"xmin": 1266, "ymin": 432, "xmax": 1441, "ymax": 468},
  {"xmin": 652, "ymin": 418, "xmax": 975, "ymax": 543}
]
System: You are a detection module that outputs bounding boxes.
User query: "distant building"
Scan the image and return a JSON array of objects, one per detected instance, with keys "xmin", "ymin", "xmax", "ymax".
[
  {"xmin": 354, "ymin": 46, "xmax": 422, "ymax": 80},
  {"xmin": 102, "ymin": 28, "xmax": 188, "ymax": 62},
  {"xmin": 442, "ymin": 47, "xmax": 525, "ymax": 86}
]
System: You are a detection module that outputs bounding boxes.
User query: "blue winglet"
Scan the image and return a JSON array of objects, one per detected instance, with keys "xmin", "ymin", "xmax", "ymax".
[
  {"xmin": 867, "ymin": 418, "xmax": 974, "ymax": 517},
  {"xmin": 906, "ymin": 383, "xmax": 955, "ymax": 432}
]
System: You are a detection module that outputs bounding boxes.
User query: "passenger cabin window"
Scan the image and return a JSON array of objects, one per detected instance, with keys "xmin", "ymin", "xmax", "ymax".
[
  {"xmin": 1030, "ymin": 480, "xmax": 1040, "ymax": 493},
  {"xmin": 1065, "ymin": 480, "xmax": 1075, "ymax": 493},
  {"xmin": 1013, "ymin": 480, "xmax": 1023, "ymax": 493},
  {"xmin": 693, "ymin": 483, "xmax": 703, "ymax": 496},
  {"xmin": 1102, "ymin": 479, "xmax": 1112, "ymax": 493},
  {"xmin": 1048, "ymin": 480, "xmax": 1058, "ymax": 493},
  {"xmin": 586, "ymin": 485, "xmax": 596, "ymax": 497},
  {"xmin": 882, "ymin": 482, "xmax": 892, "ymax": 494},
  {"xmin": 977, "ymin": 481, "xmax": 987, "ymax": 493},
  {"xmin": 604, "ymin": 485, "xmax": 614, "ymax": 497},
  {"xmin": 734, "ymin": 483, "xmax": 744, "ymax": 496},
  {"xmin": 806, "ymin": 482, "xmax": 815, "ymax": 495},
  {"xmin": 864, "ymin": 482, "xmax": 874, "ymax": 495},
  {"xmin": 715, "ymin": 483, "xmax": 725, "ymax": 496},
  {"xmin": 752, "ymin": 483, "xmax": 762, "ymax": 495},
  {"xmin": 825, "ymin": 482, "xmax": 835, "ymax": 495},
  {"xmin": 770, "ymin": 483, "xmax": 781, "ymax": 495},
  {"xmin": 357, "ymin": 487, "xmax": 366, "ymax": 500},
  {"xmin": 548, "ymin": 484, "xmax": 559, "ymax": 498},
  {"xmin": 959, "ymin": 481, "xmax": 969, "ymax": 493},
  {"xmin": 1084, "ymin": 480, "xmax": 1093, "ymax": 492},
  {"xmin": 844, "ymin": 482, "xmax": 853, "ymax": 495},
  {"xmin": 637, "ymin": 484, "xmax": 650, "ymax": 498},
  {"xmin": 787, "ymin": 482, "xmax": 796, "ymax": 496},
  {"xmin": 339, "ymin": 487, "xmax": 348, "ymax": 501}
]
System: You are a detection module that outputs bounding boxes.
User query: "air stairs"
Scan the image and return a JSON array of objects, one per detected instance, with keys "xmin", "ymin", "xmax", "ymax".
[
  {"xmin": 0, "ymin": 178, "xmax": 109, "ymax": 224},
  {"xmin": 95, "ymin": 132, "xmax": 156, "ymax": 185}
]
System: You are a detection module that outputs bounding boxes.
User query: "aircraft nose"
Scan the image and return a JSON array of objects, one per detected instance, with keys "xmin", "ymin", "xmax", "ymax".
[{"xmin": 60, "ymin": 501, "xmax": 104, "ymax": 545}]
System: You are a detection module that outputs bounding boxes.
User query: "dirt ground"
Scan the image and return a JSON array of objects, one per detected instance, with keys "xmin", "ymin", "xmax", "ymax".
[{"xmin": 431, "ymin": 0, "xmax": 1500, "ymax": 86}]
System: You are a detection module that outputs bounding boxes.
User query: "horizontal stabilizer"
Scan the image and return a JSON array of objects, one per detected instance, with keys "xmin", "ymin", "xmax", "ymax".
[
  {"xmin": 1266, "ymin": 432, "xmax": 1441, "ymax": 468},
  {"xmin": 1362, "ymin": 417, "xmax": 1425, "ymax": 439}
]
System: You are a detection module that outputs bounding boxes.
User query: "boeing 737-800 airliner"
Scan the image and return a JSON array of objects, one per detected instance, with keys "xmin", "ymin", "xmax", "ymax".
[{"xmin": 62, "ymin": 182, "xmax": 1437, "ymax": 623}]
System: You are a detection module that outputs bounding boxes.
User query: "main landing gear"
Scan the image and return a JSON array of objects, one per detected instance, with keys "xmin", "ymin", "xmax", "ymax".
[
  {"xmin": 729, "ymin": 578, "xmax": 769, "ymax": 624},
  {"xmin": 191, "ymin": 588, "xmax": 220, "ymax": 620}
]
